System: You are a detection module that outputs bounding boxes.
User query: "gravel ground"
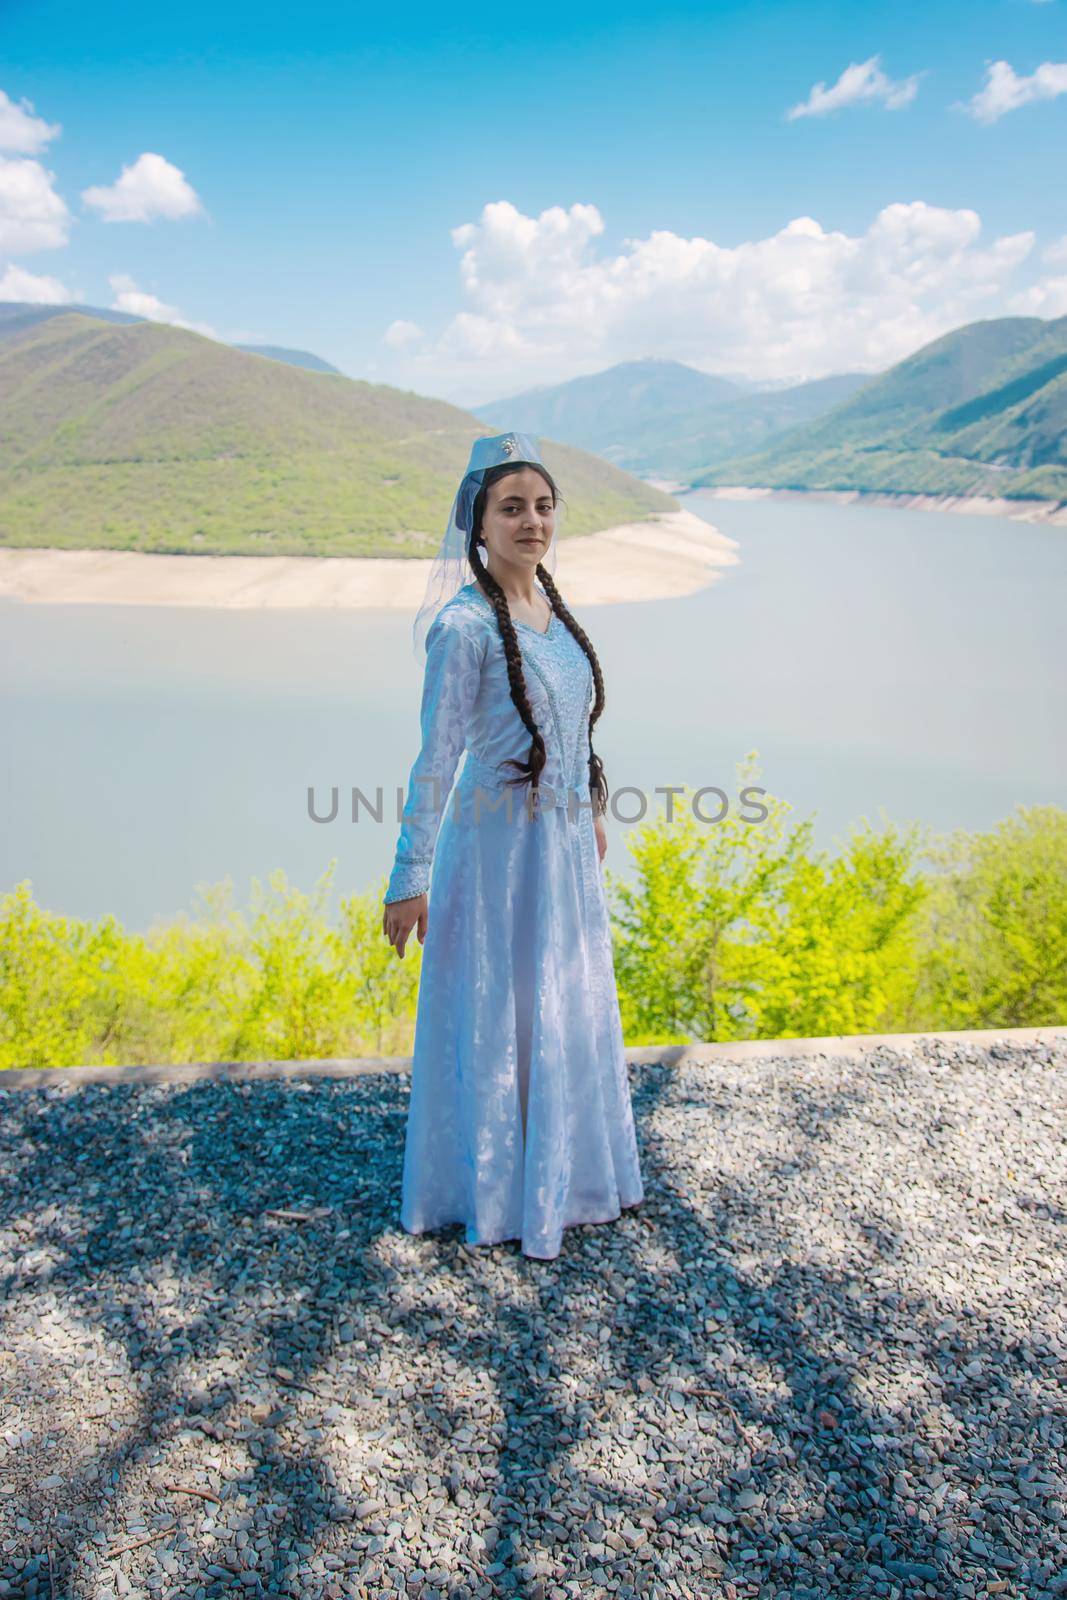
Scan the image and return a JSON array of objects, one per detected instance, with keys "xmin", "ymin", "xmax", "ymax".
[{"xmin": 1, "ymin": 1034, "xmax": 1065, "ymax": 1600}]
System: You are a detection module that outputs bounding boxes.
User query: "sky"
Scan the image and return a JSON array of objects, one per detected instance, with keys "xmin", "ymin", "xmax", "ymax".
[{"xmin": 1, "ymin": 0, "xmax": 1065, "ymax": 406}]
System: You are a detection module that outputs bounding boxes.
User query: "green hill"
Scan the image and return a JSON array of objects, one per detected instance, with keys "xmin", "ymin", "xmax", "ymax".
[
  {"xmin": 0, "ymin": 312, "xmax": 676, "ymax": 555},
  {"xmin": 693, "ymin": 314, "xmax": 1067, "ymax": 503}
]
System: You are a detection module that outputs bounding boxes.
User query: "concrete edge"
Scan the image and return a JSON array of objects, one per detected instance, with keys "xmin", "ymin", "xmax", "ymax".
[{"xmin": 0, "ymin": 1025, "xmax": 1063, "ymax": 1091}]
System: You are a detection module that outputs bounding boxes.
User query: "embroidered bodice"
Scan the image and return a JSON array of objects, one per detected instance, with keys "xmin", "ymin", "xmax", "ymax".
[{"xmin": 385, "ymin": 580, "xmax": 596, "ymax": 903}]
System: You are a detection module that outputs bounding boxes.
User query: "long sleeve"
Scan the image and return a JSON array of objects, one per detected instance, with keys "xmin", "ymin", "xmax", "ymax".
[{"xmin": 384, "ymin": 616, "xmax": 485, "ymax": 904}]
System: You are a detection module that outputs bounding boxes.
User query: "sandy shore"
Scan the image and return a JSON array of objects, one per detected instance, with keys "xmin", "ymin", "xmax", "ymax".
[
  {"xmin": 697, "ymin": 484, "xmax": 1067, "ymax": 525},
  {"xmin": 0, "ymin": 509, "xmax": 739, "ymax": 611}
]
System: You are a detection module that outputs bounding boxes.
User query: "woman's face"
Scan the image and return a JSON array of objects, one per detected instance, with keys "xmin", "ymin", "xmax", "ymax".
[{"xmin": 479, "ymin": 467, "xmax": 556, "ymax": 570}]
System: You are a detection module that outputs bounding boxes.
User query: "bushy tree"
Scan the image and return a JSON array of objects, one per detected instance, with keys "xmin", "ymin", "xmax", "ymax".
[
  {"xmin": 608, "ymin": 754, "xmax": 927, "ymax": 1043},
  {"xmin": 911, "ymin": 804, "xmax": 1067, "ymax": 1028}
]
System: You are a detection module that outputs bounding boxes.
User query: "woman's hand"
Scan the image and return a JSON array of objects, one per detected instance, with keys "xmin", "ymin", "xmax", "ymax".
[
  {"xmin": 382, "ymin": 893, "xmax": 428, "ymax": 959},
  {"xmin": 594, "ymin": 814, "xmax": 608, "ymax": 862}
]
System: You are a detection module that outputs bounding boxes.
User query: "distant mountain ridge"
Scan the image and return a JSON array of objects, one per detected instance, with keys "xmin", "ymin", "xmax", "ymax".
[
  {"xmin": 477, "ymin": 359, "xmax": 747, "ymax": 442},
  {"xmin": 233, "ymin": 343, "xmax": 343, "ymax": 375},
  {"xmin": 474, "ymin": 357, "xmax": 875, "ymax": 480},
  {"xmin": 0, "ymin": 311, "xmax": 675, "ymax": 555}
]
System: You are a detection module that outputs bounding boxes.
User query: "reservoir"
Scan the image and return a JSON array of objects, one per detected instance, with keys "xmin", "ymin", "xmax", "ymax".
[{"xmin": 1, "ymin": 490, "xmax": 1063, "ymax": 932}]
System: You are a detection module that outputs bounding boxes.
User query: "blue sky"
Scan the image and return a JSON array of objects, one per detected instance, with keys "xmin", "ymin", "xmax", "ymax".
[{"xmin": 1, "ymin": 0, "xmax": 1065, "ymax": 404}]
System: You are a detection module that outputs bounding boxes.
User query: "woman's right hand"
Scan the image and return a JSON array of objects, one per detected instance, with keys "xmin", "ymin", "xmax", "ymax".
[{"xmin": 382, "ymin": 893, "xmax": 428, "ymax": 959}]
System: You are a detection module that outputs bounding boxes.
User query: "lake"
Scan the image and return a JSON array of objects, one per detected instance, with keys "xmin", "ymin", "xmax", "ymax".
[{"xmin": 1, "ymin": 489, "xmax": 1064, "ymax": 933}]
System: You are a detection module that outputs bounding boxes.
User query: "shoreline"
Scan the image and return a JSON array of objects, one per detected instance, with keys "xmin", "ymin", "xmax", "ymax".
[
  {"xmin": 676, "ymin": 482, "xmax": 1067, "ymax": 525},
  {"xmin": 0, "ymin": 509, "xmax": 740, "ymax": 611}
]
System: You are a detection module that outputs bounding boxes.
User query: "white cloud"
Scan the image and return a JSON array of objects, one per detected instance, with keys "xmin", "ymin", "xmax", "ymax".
[
  {"xmin": 1042, "ymin": 233, "xmax": 1067, "ymax": 266},
  {"xmin": 0, "ymin": 261, "xmax": 72, "ymax": 302},
  {"xmin": 964, "ymin": 59, "xmax": 1067, "ymax": 123},
  {"xmin": 1007, "ymin": 275, "xmax": 1067, "ymax": 316},
  {"xmin": 83, "ymin": 152, "xmax": 203, "ymax": 223},
  {"xmin": 0, "ymin": 153, "xmax": 70, "ymax": 252},
  {"xmin": 0, "ymin": 88, "xmax": 61, "ymax": 154},
  {"xmin": 383, "ymin": 318, "xmax": 424, "ymax": 347},
  {"xmin": 390, "ymin": 198, "xmax": 1036, "ymax": 394},
  {"xmin": 108, "ymin": 272, "xmax": 217, "ymax": 338},
  {"xmin": 786, "ymin": 55, "xmax": 922, "ymax": 120}
]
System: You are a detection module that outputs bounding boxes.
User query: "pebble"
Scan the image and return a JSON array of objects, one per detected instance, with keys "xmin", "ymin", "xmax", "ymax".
[{"xmin": 0, "ymin": 1034, "xmax": 1064, "ymax": 1597}]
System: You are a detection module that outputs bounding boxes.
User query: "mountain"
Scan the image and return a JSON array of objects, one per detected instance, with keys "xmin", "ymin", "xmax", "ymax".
[
  {"xmin": 475, "ymin": 359, "xmax": 746, "ymax": 454},
  {"xmin": 0, "ymin": 312, "xmax": 676, "ymax": 555},
  {"xmin": 694, "ymin": 314, "xmax": 1067, "ymax": 504},
  {"xmin": 233, "ymin": 343, "xmax": 343, "ymax": 376},
  {"xmin": 0, "ymin": 300, "xmax": 341, "ymax": 377},
  {"xmin": 473, "ymin": 356, "xmax": 873, "ymax": 480}
]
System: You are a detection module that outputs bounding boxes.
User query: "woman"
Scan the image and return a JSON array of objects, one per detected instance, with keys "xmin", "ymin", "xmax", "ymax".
[{"xmin": 382, "ymin": 431, "xmax": 644, "ymax": 1259}]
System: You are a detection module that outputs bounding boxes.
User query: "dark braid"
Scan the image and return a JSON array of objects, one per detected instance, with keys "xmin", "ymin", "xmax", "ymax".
[
  {"xmin": 467, "ymin": 547, "xmax": 548, "ymax": 804},
  {"xmin": 467, "ymin": 462, "xmax": 609, "ymax": 820},
  {"xmin": 535, "ymin": 564, "xmax": 609, "ymax": 818}
]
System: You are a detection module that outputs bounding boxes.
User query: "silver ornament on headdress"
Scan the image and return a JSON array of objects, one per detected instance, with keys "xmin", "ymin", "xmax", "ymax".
[{"xmin": 410, "ymin": 430, "xmax": 561, "ymax": 657}]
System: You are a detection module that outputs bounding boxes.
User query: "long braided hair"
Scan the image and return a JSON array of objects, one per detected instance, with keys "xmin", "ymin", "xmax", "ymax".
[{"xmin": 467, "ymin": 461, "xmax": 609, "ymax": 819}]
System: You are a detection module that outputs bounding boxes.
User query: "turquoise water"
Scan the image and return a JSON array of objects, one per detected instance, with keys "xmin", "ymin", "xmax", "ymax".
[{"xmin": 1, "ymin": 490, "xmax": 1063, "ymax": 932}]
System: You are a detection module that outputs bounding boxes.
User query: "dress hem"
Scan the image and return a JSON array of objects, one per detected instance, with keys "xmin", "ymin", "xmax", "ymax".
[{"xmin": 401, "ymin": 1192, "xmax": 645, "ymax": 1261}]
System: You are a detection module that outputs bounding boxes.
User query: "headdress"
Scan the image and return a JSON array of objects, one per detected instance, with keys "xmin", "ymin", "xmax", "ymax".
[{"xmin": 411, "ymin": 430, "xmax": 560, "ymax": 656}]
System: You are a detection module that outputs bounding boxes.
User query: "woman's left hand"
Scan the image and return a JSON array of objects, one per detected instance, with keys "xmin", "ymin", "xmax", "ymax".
[{"xmin": 594, "ymin": 814, "xmax": 608, "ymax": 862}]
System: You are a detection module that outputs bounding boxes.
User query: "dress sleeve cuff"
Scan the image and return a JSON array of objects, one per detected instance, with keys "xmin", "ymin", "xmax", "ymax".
[{"xmin": 384, "ymin": 856, "xmax": 432, "ymax": 904}]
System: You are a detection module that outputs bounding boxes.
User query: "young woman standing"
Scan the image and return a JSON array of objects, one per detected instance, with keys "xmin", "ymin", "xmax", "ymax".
[{"xmin": 382, "ymin": 432, "xmax": 644, "ymax": 1259}]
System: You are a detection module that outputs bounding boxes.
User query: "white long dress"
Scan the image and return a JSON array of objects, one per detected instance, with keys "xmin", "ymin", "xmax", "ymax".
[{"xmin": 384, "ymin": 579, "xmax": 645, "ymax": 1259}]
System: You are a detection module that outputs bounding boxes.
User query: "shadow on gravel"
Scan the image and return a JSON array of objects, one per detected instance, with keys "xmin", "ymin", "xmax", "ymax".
[{"xmin": 0, "ymin": 1043, "xmax": 1062, "ymax": 1599}]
